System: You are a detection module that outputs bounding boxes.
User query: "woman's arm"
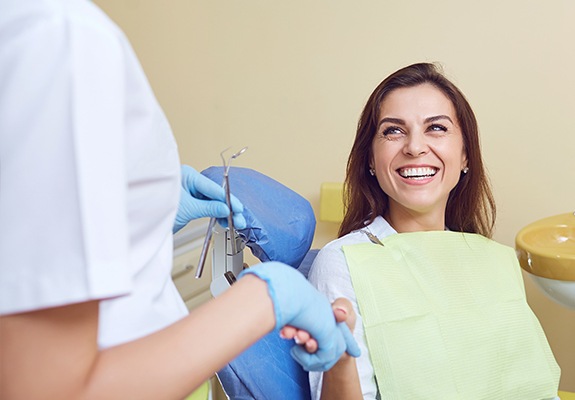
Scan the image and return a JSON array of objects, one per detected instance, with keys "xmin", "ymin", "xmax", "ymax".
[
  {"xmin": 282, "ymin": 299, "xmax": 363, "ymax": 400},
  {"xmin": 2, "ymin": 261, "xmax": 356, "ymax": 400},
  {"xmin": 1, "ymin": 275, "xmax": 274, "ymax": 400},
  {"xmin": 319, "ymin": 303, "xmax": 363, "ymax": 400},
  {"xmin": 320, "ymin": 348, "xmax": 363, "ymax": 400}
]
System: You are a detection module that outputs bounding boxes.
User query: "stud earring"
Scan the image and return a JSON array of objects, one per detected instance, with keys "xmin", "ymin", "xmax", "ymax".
[
  {"xmin": 369, "ymin": 168, "xmax": 375, "ymax": 176},
  {"xmin": 462, "ymin": 167, "xmax": 469, "ymax": 174}
]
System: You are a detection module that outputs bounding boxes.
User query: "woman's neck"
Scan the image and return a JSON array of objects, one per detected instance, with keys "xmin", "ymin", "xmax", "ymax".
[{"xmin": 384, "ymin": 208, "xmax": 446, "ymax": 233}]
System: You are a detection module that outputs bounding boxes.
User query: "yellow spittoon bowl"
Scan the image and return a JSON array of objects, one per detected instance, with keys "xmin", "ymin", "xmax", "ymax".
[
  {"xmin": 559, "ymin": 390, "xmax": 575, "ymax": 399},
  {"xmin": 516, "ymin": 212, "xmax": 575, "ymax": 309}
]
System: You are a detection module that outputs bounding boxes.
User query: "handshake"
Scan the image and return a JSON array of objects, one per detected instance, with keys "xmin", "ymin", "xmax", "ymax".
[{"xmin": 175, "ymin": 166, "xmax": 360, "ymax": 371}]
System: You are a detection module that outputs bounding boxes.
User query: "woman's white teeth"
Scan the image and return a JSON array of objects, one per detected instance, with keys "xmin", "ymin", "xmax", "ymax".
[{"xmin": 399, "ymin": 167, "xmax": 437, "ymax": 179}]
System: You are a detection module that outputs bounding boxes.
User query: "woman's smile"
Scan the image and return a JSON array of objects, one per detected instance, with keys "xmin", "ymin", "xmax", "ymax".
[{"xmin": 397, "ymin": 165, "xmax": 438, "ymax": 182}]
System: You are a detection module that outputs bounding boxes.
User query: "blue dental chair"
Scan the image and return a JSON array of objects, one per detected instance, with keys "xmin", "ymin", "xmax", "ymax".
[{"xmin": 201, "ymin": 167, "xmax": 319, "ymax": 400}]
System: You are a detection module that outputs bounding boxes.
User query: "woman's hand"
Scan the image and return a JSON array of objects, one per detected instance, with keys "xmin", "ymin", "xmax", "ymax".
[
  {"xmin": 281, "ymin": 298, "xmax": 362, "ymax": 399},
  {"xmin": 280, "ymin": 297, "xmax": 357, "ymax": 356},
  {"xmin": 240, "ymin": 264, "xmax": 359, "ymax": 371}
]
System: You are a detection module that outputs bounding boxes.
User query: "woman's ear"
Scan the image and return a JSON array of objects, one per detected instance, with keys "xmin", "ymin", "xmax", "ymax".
[
  {"xmin": 368, "ymin": 160, "xmax": 375, "ymax": 176},
  {"xmin": 461, "ymin": 153, "xmax": 468, "ymax": 172}
]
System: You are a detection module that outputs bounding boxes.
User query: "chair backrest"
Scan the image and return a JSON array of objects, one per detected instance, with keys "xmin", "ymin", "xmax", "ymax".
[{"xmin": 201, "ymin": 167, "xmax": 318, "ymax": 399}]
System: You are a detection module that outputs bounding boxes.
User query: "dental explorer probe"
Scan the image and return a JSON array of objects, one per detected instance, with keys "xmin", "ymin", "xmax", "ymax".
[
  {"xmin": 195, "ymin": 146, "xmax": 248, "ymax": 279},
  {"xmin": 222, "ymin": 146, "xmax": 248, "ymax": 255}
]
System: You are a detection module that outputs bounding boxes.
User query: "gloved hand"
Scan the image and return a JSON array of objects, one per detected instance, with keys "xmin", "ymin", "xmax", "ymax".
[
  {"xmin": 173, "ymin": 165, "xmax": 247, "ymax": 233},
  {"xmin": 239, "ymin": 262, "xmax": 361, "ymax": 371}
]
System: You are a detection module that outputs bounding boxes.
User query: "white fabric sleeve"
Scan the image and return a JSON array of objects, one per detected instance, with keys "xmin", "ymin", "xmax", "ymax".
[
  {"xmin": 307, "ymin": 241, "xmax": 378, "ymax": 400},
  {"xmin": 0, "ymin": 7, "xmax": 132, "ymax": 314}
]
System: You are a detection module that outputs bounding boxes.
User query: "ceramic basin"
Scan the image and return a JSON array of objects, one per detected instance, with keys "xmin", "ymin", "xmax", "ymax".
[{"xmin": 516, "ymin": 212, "xmax": 575, "ymax": 309}]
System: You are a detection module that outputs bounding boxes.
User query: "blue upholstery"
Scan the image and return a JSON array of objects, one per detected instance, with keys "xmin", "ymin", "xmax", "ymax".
[
  {"xmin": 216, "ymin": 253, "xmax": 318, "ymax": 400},
  {"xmin": 201, "ymin": 167, "xmax": 318, "ymax": 400},
  {"xmin": 216, "ymin": 329, "xmax": 311, "ymax": 400},
  {"xmin": 201, "ymin": 167, "xmax": 316, "ymax": 268},
  {"xmin": 296, "ymin": 249, "xmax": 319, "ymax": 280}
]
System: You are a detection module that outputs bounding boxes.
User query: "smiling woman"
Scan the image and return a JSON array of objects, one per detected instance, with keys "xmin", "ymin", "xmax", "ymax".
[
  {"xmin": 341, "ymin": 62, "xmax": 495, "ymax": 239},
  {"xmin": 370, "ymin": 83, "xmax": 468, "ymax": 231},
  {"xmin": 306, "ymin": 63, "xmax": 561, "ymax": 400}
]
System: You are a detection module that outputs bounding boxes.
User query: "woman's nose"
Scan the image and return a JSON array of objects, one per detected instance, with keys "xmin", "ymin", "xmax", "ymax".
[{"xmin": 403, "ymin": 133, "xmax": 429, "ymax": 156}]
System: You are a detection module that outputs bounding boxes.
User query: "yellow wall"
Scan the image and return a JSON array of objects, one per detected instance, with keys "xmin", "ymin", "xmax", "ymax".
[{"xmin": 95, "ymin": 0, "xmax": 575, "ymax": 391}]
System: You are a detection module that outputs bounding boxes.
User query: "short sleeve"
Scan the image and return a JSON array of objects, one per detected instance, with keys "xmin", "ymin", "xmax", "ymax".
[{"xmin": 0, "ymin": 6, "xmax": 132, "ymax": 314}]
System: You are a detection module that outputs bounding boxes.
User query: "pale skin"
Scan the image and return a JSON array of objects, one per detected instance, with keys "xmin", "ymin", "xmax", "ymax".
[
  {"xmin": 1, "ymin": 275, "xmax": 277, "ymax": 400},
  {"xmin": 371, "ymin": 83, "xmax": 468, "ymax": 233},
  {"xmin": 299, "ymin": 83, "xmax": 469, "ymax": 398}
]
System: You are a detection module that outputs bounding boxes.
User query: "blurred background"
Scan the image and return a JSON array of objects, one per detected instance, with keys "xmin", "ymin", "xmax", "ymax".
[{"xmin": 95, "ymin": 0, "xmax": 575, "ymax": 391}]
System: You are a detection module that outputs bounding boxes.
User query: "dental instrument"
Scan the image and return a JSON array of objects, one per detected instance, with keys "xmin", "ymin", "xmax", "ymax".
[
  {"xmin": 222, "ymin": 146, "xmax": 247, "ymax": 255},
  {"xmin": 195, "ymin": 147, "xmax": 248, "ymax": 280}
]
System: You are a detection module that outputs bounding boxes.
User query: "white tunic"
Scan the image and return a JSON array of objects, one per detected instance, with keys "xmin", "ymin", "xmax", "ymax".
[
  {"xmin": 308, "ymin": 216, "xmax": 396, "ymax": 400},
  {"xmin": 0, "ymin": 0, "xmax": 188, "ymax": 349}
]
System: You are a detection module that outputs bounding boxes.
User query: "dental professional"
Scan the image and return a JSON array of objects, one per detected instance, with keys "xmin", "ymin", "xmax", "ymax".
[
  {"xmin": 306, "ymin": 63, "xmax": 560, "ymax": 399},
  {"xmin": 0, "ymin": 1, "xmax": 359, "ymax": 399}
]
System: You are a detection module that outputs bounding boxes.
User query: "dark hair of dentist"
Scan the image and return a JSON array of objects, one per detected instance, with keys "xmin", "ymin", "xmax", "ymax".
[{"xmin": 340, "ymin": 62, "xmax": 496, "ymax": 238}]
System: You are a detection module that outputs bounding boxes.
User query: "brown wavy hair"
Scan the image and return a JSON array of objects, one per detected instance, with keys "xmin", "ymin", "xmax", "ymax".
[{"xmin": 339, "ymin": 63, "xmax": 496, "ymax": 238}]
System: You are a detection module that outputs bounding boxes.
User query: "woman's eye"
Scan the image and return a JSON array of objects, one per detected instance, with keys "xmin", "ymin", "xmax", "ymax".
[
  {"xmin": 383, "ymin": 127, "xmax": 403, "ymax": 136},
  {"xmin": 428, "ymin": 124, "xmax": 448, "ymax": 133}
]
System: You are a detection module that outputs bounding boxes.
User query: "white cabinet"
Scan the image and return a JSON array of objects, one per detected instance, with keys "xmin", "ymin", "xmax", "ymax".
[{"xmin": 172, "ymin": 220, "xmax": 213, "ymax": 311}]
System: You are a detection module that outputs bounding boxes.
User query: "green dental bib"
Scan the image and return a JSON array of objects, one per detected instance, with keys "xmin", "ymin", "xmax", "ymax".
[{"xmin": 344, "ymin": 231, "xmax": 559, "ymax": 399}]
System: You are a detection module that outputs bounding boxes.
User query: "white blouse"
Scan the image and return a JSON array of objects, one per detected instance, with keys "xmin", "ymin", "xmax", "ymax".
[{"xmin": 308, "ymin": 216, "xmax": 397, "ymax": 400}]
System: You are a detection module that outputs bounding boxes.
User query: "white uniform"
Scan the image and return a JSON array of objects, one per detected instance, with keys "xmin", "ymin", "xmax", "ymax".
[
  {"xmin": 308, "ymin": 216, "xmax": 396, "ymax": 400},
  {"xmin": 0, "ymin": 0, "xmax": 188, "ymax": 349}
]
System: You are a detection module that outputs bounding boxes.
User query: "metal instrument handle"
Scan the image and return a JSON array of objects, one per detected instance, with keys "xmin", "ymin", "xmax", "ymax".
[{"xmin": 195, "ymin": 217, "xmax": 216, "ymax": 279}]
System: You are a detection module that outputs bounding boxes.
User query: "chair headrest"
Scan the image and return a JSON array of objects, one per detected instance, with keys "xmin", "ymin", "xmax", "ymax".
[{"xmin": 201, "ymin": 166, "xmax": 316, "ymax": 268}]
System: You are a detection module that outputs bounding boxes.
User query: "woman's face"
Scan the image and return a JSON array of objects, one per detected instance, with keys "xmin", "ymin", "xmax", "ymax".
[{"xmin": 370, "ymin": 83, "xmax": 467, "ymax": 225}]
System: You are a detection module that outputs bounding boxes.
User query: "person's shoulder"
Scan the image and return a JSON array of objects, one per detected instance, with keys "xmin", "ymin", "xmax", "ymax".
[
  {"xmin": 320, "ymin": 229, "xmax": 368, "ymax": 253},
  {"xmin": 1, "ymin": 0, "xmax": 123, "ymax": 46},
  {"xmin": 312, "ymin": 226, "xmax": 371, "ymax": 270},
  {"xmin": 312, "ymin": 216, "xmax": 395, "ymax": 269},
  {"xmin": 66, "ymin": 1, "xmax": 123, "ymax": 35},
  {"xmin": 1, "ymin": 1, "xmax": 111, "ymax": 26}
]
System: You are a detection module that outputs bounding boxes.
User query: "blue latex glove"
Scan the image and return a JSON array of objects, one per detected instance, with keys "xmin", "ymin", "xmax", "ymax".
[
  {"xmin": 173, "ymin": 165, "xmax": 247, "ymax": 233},
  {"xmin": 239, "ymin": 262, "xmax": 361, "ymax": 372}
]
